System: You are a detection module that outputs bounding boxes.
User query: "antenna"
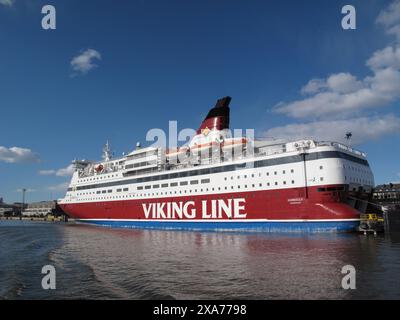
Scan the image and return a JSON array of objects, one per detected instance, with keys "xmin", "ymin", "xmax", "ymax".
[
  {"xmin": 102, "ymin": 140, "xmax": 113, "ymax": 161},
  {"xmin": 21, "ymin": 188, "xmax": 26, "ymax": 216},
  {"xmin": 345, "ymin": 132, "xmax": 352, "ymax": 147}
]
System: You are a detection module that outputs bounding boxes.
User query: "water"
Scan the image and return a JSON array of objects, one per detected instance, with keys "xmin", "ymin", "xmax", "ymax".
[{"xmin": 0, "ymin": 220, "xmax": 399, "ymax": 299}]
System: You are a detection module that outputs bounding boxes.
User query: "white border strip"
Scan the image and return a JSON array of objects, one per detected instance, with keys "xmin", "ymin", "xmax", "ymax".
[{"xmin": 79, "ymin": 218, "xmax": 360, "ymax": 222}]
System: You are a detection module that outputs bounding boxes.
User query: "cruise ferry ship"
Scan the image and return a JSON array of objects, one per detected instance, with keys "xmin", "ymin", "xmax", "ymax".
[{"xmin": 59, "ymin": 97, "xmax": 375, "ymax": 232}]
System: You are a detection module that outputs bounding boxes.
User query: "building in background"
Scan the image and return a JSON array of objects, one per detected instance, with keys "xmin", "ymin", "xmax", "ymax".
[
  {"xmin": 0, "ymin": 198, "xmax": 22, "ymax": 216},
  {"xmin": 22, "ymin": 201, "xmax": 64, "ymax": 217},
  {"xmin": 373, "ymin": 184, "xmax": 400, "ymax": 204}
]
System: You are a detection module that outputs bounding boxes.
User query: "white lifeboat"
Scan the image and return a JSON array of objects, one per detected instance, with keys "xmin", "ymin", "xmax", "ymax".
[
  {"xmin": 190, "ymin": 141, "xmax": 220, "ymax": 152},
  {"xmin": 221, "ymin": 137, "xmax": 248, "ymax": 150}
]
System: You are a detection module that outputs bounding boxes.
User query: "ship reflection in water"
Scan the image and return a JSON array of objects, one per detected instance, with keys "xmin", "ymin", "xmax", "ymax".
[{"xmin": 0, "ymin": 221, "xmax": 399, "ymax": 299}]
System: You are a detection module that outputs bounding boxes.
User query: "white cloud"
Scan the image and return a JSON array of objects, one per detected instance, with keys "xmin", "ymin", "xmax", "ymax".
[
  {"xmin": 47, "ymin": 182, "xmax": 70, "ymax": 192},
  {"xmin": 0, "ymin": 146, "xmax": 40, "ymax": 164},
  {"xmin": 38, "ymin": 169, "xmax": 56, "ymax": 175},
  {"xmin": 275, "ymin": 50, "xmax": 400, "ymax": 119},
  {"xmin": 55, "ymin": 164, "xmax": 75, "ymax": 177},
  {"xmin": 301, "ymin": 73, "xmax": 363, "ymax": 96},
  {"xmin": 376, "ymin": 0, "xmax": 400, "ymax": 40},
  {"xmin": 0, "ymin": 0, "xmax": 15, "ymax": 6},
  {"xmin": 301, "ymin": 78, "xmax": 326, "ymax": 95},
  {"xmin": 274, "ymin": 1, "xmax": 400, "ymax": 121},
  {"xmin": 367, "ymin": 46, "xmax": 400, "ymax": 71},
  {"xmin": 326, "ymin": 73, "xmax": 363, "ymax": 94},
  {"xmin": 263, "ymin": 115, "xmax": 400, "ymax": 145},
  {"xmin": 39, "ymin": 164, "xmax": 74, "ymax": 177},
  {"xmin": 376, "ymin": 0, "xmax": 400, "ymax": 28},
  {"xmin": 70, "ymin": 49, "xmax": 101, "ymax": 75}
]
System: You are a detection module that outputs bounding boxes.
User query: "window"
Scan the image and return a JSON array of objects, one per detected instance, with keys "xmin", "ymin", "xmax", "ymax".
[
  {"xmin": 161, "ymin": 183, "xmax": 168, "ymax": 188},
  {"xmin": 171, "ymin": 182, "xmax": 178, "ymax": 187},
  {"xmin": 153, "ymin": 184, "xmax": 160, "ymax": 189},
  {"xmin": 107, "ymin": 190, "xmax": 112, "ymax": 193},
  {"xmin": 137, "ymin": 186, "xmax": 143, "ymax": 190},
  {"xmin": 201, "ymin": 179, "xmax": 210, "ymax": 184},
  {"xmin": 190, "ymin": 180, "xmax": 198, "ymax": 185},
  {"xmin": 123, "ymin": 188, "xmax": 129, "ymax": 191},
  {"xmin": 180, "ymin": 181, "xmax": 188, "ymax": 186},
  {"xmin": 320, "ymin": 166, "xmax": 323, "ymax": 170},
  {"xmin": 145, "ymin": 186, "xmax": 151, "ymax": 189}
]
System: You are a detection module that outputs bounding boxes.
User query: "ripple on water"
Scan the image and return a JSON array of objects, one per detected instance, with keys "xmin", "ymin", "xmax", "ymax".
[{"xmin": 1, "ymin": 221, "xmax": 400, "ymax": 299}]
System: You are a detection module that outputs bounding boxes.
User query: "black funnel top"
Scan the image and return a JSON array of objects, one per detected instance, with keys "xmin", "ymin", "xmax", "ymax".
[{"xmin": 204, "ymin": 96, "xmax": 231, "ymax": 120}]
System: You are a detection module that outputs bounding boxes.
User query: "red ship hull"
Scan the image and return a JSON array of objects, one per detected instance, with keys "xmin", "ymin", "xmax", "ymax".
[{"xmin": 60, "ymin": 184, "xmax": 361, "ymax": 233}]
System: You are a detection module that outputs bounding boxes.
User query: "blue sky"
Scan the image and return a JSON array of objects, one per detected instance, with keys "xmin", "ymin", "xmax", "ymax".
[{"xmin": 1, "ymin": 0, "xmax": 400, "ymax": 203}]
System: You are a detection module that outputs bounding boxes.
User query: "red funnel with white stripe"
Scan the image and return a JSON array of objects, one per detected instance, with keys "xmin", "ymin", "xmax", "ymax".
[{"xmin": 197, "ymin": 96, "xmax": 231, "ymax": 134}]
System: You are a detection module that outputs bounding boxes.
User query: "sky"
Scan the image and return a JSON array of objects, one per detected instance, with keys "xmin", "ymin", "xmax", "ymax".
[{"xmin": 1, "ymin": 0, "xmax": 400, "ymax": 203}]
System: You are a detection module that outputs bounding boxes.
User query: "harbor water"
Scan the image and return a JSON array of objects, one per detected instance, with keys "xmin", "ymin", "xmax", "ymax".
[{"xmin": 0, "ymin": 220, "xmax": 399, "ymax": 299}]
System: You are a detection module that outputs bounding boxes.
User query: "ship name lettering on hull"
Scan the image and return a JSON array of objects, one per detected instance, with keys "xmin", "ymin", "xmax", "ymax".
[{"xmin": 142, "ymin": 198, "xmax": 246, "ymax": 219}]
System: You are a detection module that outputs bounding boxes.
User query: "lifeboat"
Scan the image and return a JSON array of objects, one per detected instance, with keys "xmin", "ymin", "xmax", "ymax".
[
  {"xmin": 190, "ymin": 141, "xmax": 220, "ymax": 152},
  {"xmin": 221, "ymin": 137, "xmax": 248, "ymax": 150}
]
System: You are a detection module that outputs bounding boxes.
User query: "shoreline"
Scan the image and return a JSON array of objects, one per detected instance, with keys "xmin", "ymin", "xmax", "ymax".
[{"xmin": 0, "ymin": 216, "xmax": 74, "ymax": 223}]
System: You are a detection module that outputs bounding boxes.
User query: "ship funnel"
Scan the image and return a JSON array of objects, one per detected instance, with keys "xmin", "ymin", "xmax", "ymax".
[{"xmin": 197, "ymin": 96, "xmax": 231, "ymax": 134}]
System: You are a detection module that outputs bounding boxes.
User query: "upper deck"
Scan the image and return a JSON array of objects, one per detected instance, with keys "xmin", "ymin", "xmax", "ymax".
[{"xmin": 68, "ymin": 138, "xmax": 369, "ymax": 189}]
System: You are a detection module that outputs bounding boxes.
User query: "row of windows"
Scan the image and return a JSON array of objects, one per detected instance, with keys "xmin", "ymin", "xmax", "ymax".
[
  {"xmin": 67, "ymin": 181, "xmax": 298, "ymax": 202},
  {"xmin": 345, "ymin": 176, "xmax": 373, "ymax": 185},
  {"xmin": 79, "ymin": 174, "xmax": 120, "ymax": 183},
  {"xmin": 72, "ymin": 179, "xmax": 297, "ymax": 201},
  {"xmin": 74, "ymin": 168, "xmax": 297, "ymax": 193},
  {"xmin": 94, "ymin": 187, "xmax": 129, "ymax": 195},
  {"xmin": 125, "ymin": 160, "xmax": 157, "ymax": 170},
  {"xmin": 78, "ymin": 179, "xmax": 211, "ymax": 196},
  {"xmin": 66, "ymin": 191, "xmax": 292, "ymax": 203},
  {"xmin": 344, "ymin": 164, "xmax": 369, "ymax": 174},
  {"xmin": 137, "ymin": 178, "xmax": 210, "ymax": 190}
]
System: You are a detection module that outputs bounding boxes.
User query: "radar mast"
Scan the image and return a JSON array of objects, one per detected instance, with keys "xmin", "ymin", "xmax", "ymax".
[{"xmin": 102, "ymin": 141, "xmax": 113, "ymax": 161}]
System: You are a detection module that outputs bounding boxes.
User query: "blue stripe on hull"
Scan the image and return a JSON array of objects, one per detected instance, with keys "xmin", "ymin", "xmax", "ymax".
[{"xmin": 76, "ymin": 220, "xmax": 359, "ymax": 233}]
